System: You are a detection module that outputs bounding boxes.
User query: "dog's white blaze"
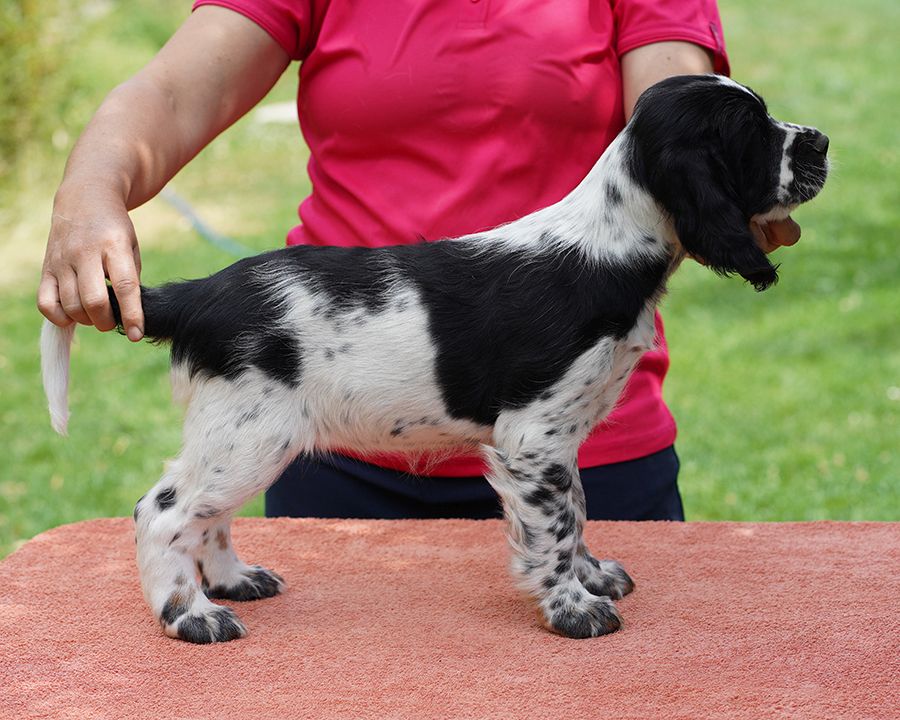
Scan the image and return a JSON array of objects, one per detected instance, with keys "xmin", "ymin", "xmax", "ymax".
[{"xmin": 776, "ymin": 125, "xmax": 798, "ymax": 203}]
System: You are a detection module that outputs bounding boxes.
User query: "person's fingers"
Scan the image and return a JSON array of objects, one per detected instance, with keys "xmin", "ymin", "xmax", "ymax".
[
  {"xmin": 40, "ymin": 194, "xmax": 145, "ymax": 335},
  {"xmin": 77, "ymin": 263, "xmax": 117, "ymax": 331},
  {"xmin": 57, "ymin": 267, "xmax": 91, "ymax": 326},
  {"xmin": 106, "ymin": 249, "xmax": 144, "ymax": 341},
  {"xmin": 36, "ymin": 272, "xmax": 73, "ymax": 327}
]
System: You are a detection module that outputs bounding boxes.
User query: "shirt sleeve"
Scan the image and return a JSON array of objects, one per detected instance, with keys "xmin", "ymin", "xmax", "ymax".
[
  {"xmin": 611, "ymin": 0, "xmax": 730, "ymax": 75},
  {"xmin": 192, "ymin": 0, "xmax": 312, "ymax": 61}
]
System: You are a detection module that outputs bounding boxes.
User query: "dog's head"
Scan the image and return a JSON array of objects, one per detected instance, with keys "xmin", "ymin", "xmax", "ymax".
[{"xmin": 627, "ymin": 75, "xmax": 829, "ymax": 291}]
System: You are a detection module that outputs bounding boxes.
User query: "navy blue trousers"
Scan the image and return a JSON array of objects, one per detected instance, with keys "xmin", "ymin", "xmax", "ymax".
[{"xmin": 265, "ymin": 446, "xmax": 684, "ymax": 521}]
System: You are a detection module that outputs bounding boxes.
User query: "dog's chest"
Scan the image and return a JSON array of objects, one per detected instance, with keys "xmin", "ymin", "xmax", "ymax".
[
  {"xmin": 546, "ymin": 303, "xmax": 659, "ymax": 424},
  {"xmin": 560, "ymin": 296, "xmax": 657, "ymax": 374}
]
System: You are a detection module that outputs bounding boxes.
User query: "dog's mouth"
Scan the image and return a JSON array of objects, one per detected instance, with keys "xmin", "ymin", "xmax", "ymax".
[
  {"xmin": 755, "ymin": 159, "xmax": 829, "ymax": 224},
  {"xmin": 752, "ymin": 203, "xmax": 797, "ymax": 224},
  {"xmin": 791, "ymin": 159, "xmax": 830, "ymax": 204},
  {"xmin": 787, "ymin": 131, "xmax": 830, "ymax": 205}
]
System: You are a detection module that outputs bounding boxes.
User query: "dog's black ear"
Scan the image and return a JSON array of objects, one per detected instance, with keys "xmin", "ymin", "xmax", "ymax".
[
  {"xmin": 672, "ymin": 153, "xmax": 778, "ymax": 291},
  {"xmin": 628, "ymin": 78, "xmax": 779, "ymax": 293},
  {"xmin": 663, "ymin": 149, "xmax": 778, "ymax": 292}
]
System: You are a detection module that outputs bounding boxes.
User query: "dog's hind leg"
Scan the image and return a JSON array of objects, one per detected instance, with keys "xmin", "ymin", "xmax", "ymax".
[
  {"xmin": 195, "ymin": 519, "xmax": 285, "ymax": 601},
  {"xmin": 484, "ymin": 409, "xmax": 632, "ymax": 639},
  {"xmin": 133, "ymin": 371, "xmax": 303, "ymax": 643}
]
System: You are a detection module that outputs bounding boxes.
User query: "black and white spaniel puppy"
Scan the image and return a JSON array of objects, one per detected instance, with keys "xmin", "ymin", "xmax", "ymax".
[{"xmin": 41, "ymin": 75, "xmax": 829, "ymax": 643}]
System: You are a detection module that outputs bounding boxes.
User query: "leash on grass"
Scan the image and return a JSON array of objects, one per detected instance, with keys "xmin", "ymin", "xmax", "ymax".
[{"xmin": 160, "ymin": 186, "xmax": 254, "ymax": 259}]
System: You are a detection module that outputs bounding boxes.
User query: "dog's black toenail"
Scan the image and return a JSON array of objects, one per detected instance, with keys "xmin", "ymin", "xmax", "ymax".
[{"xmin": 211, "ymin": 608, "xmax": 245, "ymax": 642}]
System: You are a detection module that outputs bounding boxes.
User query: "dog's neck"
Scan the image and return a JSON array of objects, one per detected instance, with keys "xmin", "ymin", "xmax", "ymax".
[{"xmin": 483, "ymin": 131, "xmax": 685, "ymax": 278}]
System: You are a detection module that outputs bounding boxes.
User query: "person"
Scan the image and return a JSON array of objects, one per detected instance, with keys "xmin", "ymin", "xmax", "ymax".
[{"xmin": 37, "ymin": 1, "xmax": 801, "ymax": 523}]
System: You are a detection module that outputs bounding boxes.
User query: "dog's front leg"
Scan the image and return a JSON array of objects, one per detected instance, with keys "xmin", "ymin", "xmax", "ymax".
[
  {"xmin": 483, "ymin": 443, "xmax": 630, "ymax": 638},
  {"xmin": 568, "ymin": 476, "xmax": 635, "ymax": 601}
]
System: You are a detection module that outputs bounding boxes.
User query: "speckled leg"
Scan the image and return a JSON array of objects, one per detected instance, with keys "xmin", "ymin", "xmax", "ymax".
[
  {"xmin": 483, "ymin": 447, "xmax": 623, "ymax": 639},
  {"xmin": 196, "ymin": 519, "xmax": 285, "ymax": 601},
  {"xmin": 133, "ymin": 372, "xmax": 302, "ymax": 643}
]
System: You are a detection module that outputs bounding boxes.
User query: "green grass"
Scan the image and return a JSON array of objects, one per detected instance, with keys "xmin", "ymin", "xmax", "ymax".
[
  {"xmin": 664, "ymin": 0, "xmax": 900, "ymax": 519},
  {"xmin": 1, "ymin": 0, "xmax": 898, "ymax": 556}
]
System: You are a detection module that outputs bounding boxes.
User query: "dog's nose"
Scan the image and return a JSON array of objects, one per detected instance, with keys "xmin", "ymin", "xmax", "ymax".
[{"xmin": 812, "ymin": 132, "xmax": 829, "ymax": 154}]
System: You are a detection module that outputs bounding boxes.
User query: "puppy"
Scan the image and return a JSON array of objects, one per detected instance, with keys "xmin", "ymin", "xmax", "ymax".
[{"xmin": 41, "ymin": 75, "xmax": 829, "ymax": 643}]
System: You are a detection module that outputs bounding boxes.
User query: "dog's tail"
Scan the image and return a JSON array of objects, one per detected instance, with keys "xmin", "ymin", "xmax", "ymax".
[
  {"xmin": 40, "ymin": 320, "xmax": 77, "ymax": 435},
  {"xmin": 106, "ymin": 282, "xmax": 196, "ymax": 342},
  {"xmin": 41, "ymin": 282, "xmax": 197, "ymax": 435}
]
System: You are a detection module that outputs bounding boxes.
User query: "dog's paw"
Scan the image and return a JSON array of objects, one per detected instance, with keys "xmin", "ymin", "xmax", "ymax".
[
  {"xmin": 203, "ymin": 565, "xmax": 285, "ymax": 602},
  {"xmin": 545, "ymin": 594, "xmax": 622, "ymax": 639},
  {"xmin": 575, "ymin": 555, "xmax": 634, "ymax": 600},
  {"xmin": 162, "ymin": 602, "xmax": 247, "ymax": 644}
]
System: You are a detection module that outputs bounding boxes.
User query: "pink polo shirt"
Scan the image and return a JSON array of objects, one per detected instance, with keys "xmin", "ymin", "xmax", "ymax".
[{"xmin": 194, "ymin": 0, "xmax": 729, "ymax": 476}]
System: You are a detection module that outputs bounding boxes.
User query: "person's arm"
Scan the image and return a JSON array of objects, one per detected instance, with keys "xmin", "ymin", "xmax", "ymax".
[
  {"xmin": 620, "ymin": 41, "xmax": 801, "ymax": 253},
  {"xmin": 37, "ymin": 6, "xmax": 290, "ymax": 341},
  {"xmin": 621, "ymin": 40, "xmax": 713, "ymax": 121}
]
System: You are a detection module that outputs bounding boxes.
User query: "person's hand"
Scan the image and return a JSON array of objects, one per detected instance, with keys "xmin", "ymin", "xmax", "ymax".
[
  {"xmin": 38, "ymin": 187, "xmax": 144, "ymax": 341},
  {"xmin": 750, "ymin": 216, "xmax": 801, "ymax": 254},
  {"xmin": 36, "ymin": 5, "xmax": 292, "ymax": 344}
]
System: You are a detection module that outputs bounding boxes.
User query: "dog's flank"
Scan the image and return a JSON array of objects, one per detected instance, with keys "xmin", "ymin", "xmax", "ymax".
[{"xmin": 40, "ymin": 75, "xmax": 829, "ymax": 643}]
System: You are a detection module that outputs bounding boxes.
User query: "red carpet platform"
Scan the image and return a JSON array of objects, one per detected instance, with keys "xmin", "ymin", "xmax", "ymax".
[{"xmin": 0, "ymin": 518, "xmax": 896, "ymax": 719}]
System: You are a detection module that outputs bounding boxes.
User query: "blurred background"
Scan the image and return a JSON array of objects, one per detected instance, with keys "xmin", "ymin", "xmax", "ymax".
[{"xmin": 1, "ymin": 0, "xmax": 897, "ymax": 556}]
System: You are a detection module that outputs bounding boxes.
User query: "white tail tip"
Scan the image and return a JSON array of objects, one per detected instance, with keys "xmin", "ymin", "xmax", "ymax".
[{"xmin": 40, "ymin": 320, "xmax": 76, "ymax": 436}]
